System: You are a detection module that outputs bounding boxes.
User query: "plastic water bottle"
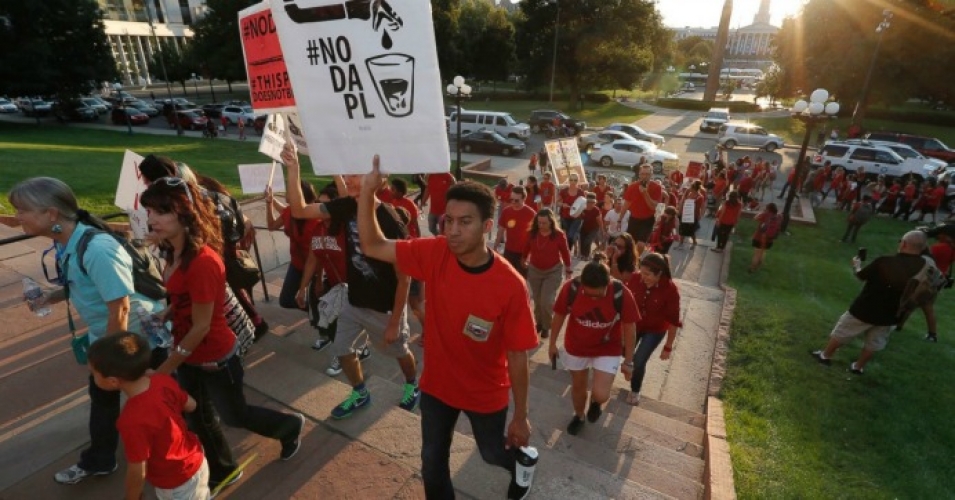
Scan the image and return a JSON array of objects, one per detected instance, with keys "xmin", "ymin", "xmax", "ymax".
[
  {"xmin": 134, "ymin": 302, "xmax": 172, "ymax": 348},
  {"xmin": 22, "ymin": 278, "xmax": 51, "ymax": 317},
  {"xmin": 515, "ymin": 446, "xmax": 539, "ymax": 489}
]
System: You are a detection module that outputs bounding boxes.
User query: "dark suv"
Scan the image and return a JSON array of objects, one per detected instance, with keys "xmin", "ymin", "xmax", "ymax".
[
  {"xmin": 864, "ymin": 132, "xmax": 955, "ymax": 163},
  {"xmin": 527, "ymin": 109, "xmax": 587, "ymax": 134}
]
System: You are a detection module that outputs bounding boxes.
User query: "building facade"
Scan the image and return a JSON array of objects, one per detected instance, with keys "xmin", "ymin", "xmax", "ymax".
[
  {"xmin": 671, "ymin": 0, "xmax": 778, "ymax": 69},
  {"xmin": 98, "ymin": 0, "xmax": 207, "ymax": 86}
]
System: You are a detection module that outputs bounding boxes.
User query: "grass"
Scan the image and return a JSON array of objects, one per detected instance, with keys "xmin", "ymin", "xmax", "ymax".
[
  {"xmin": 723, "ymin": 210, "xmax": 955, "ymax": 498},
  {"xmin": 0, "ymin": 122, "xmax": 332, "ymax": 216},
  {"xmin": 444, "ymin": 99, "xmax": 650, "ymax": 127}
]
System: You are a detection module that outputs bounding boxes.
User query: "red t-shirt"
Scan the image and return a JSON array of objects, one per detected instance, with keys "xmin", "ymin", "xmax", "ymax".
[
  {"xmin": 396, "ymin": 237, "xmax": 539, "ymax": 412},
  {"xmin": 670, "ymin": 170, "xmax": 684, "ymax": 187},
  {"xmin": 376, "ymin": 186, "xmax": 394, "ymax": 204},
  {"xmin": 498, "ymin": 205, "xmax": 537, "ymax": 253},
  {"xmin": 494, "ymin": 184, "xmax": 513, "ymax": 207},
  {"xmin": 390, "ymin": 196, "xmax": 420, "ymax": 238},
  {"xmin": 738, "ymin": 176, "xmax": 754, "ymax": 194},
  {"xmin": 281, "ymin": 207, "xmax": 320, "ymax": 270},
  {"xmin": 717, "ymin": 202, "xmax": 743, "ymax": 226},
  {"xmin": 166, "ymin": 246, "xmax": 235, "ymax": 363},
  {"xmin": 540, "ymin": 181, "xmax": 557, "ymax": 206},
  {"xmin": 309, "ymin": 221, "xmax": 348, "ymax": 286},
  {"xmin": 523, "ymin": 231, "xmax": 572, "ymax": 270},
  {"xmin": 927, "ymin": 186, "xmax": 945, "ymax": 208},
  {"xmin": 580, "ymin": 206, "xmax": 602, "ymax": 233},
  {"xmin": 117, "ymin": 374, "xmax": 204, "ymax": 489},
  {"xmin": 713, "ymin": 178, "xmax": 728, "ymax": 199},
  {"xmin": 592, "ymin": 185, "xmax": 611, "ymax": 204},
  {"xmin": 427, "ymin": 173, "xmax": 456, "ymax": 216},
  {"xmin": 903, "ymin": 184, "xmax": 917, "ymax": 202},
  {"xmin": 553, "ymin": 281, "xmax": 639, "ymax": 357},
  {"xmin": 931, "ymin": 242, "xmax": 955, "ymax": 275},
  {"xmin": 623, "ymin": 181, "xmax": 663, "ymax": 219},
  {"xmin": 558, "ymin": 187, "xmax": 585, "ymax": 219},
  {"xmin": 625, "ymin": 275, "xmax": 682, "ymax": 332}
]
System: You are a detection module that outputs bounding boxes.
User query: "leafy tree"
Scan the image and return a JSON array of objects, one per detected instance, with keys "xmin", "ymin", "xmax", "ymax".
[
  {"xmin": 675, "ymin": 36, "xmax": 714, "ymax": 69},
  {"xmin": 190, "ymin": 0, "xmax": 257, "ymax": 94},
  {"xmin": 754, "ymin": 65, "xmax": 782, "ymax": 105},
  {"xmin": 0, "ymin": 0, "xmax": 116, "ymax": 99},
  {"xmin": 432, "ymin": 0, "xmax": 463, "ymax": 81},
  {"xmin": 456, "ymin": 0, "xmax": 516, "ymax": 84},
  {"xmin": 148, "ymin": 40, "xmax": 193, "ymax": 96}
]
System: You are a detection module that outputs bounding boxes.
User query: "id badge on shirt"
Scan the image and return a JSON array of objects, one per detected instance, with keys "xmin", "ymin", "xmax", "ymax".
[{"xmin": 463, "ymin": 314, "xmax": 494, "ymax": 342}]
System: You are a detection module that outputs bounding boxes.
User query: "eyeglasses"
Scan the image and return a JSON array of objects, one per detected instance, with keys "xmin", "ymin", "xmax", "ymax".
[
  {"xmin": 41, "ymin": 244, "xmax": 66, "ymax": 286},
  {"xmin": 154, "ymin": 176, "xmax": 195, "ymax": 206}
]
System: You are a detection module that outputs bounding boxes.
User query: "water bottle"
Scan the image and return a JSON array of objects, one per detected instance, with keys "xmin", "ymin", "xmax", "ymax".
[
  {"xmin": 514, "ymin": 446, "xmax": 539, "ymax": 488},
  {"xmin": 134, "ymin": 302, "xmax": 172, "ymax": 348},
  {"xmin": 22, "ymin": 278, "xmax": 51, "ymax": 317}
]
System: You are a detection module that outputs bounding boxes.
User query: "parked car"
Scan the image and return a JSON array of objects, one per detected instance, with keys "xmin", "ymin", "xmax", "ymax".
[
  {"xmin": 604, "ymin": 123, "xmax": 665, "ymax": 147},
  {"xmin": 202, "ymin": 103, "xmax": 226, "ymax": 119},
  {"xmin": 221, "ymin": 105, "xmax": 255, "ymax": 125},
  {"xmin": 592, "ymin": 139, "xmax": 680, "ymax": 171},
  {"xmin": 53, "ymin": 100, "xmax": 98, "ymax": 122},
  {"xmin": 111, "ymin": 106, "xmax": 150, "ymax": 126},
  {"xmin": 448, "ymin": 110, "xmax": 531, "ymax": 140},
  {"xmin": 460, "ymin": 129, "xmax": 526, "ymax": 156},
  {"xmin": 578, "ymin": 130, "xmax": 638, "ymax": 153},
  {"xmin": 126, "ymin": 100, "xmax": 160, "ymax": 117},
  {"xmin": 811, "ymin": 141, "xmax": 920, "ymax": 180},
  {"xmin": 225, "ymin": 100, "xmax": 251, "ymax": 107},
  {"xmin": 842, "ymin": 139, "xmax": 948, "ymax": 176},
  {"xmin": 700, "ymin": 107, "xmax": 730, "ymax": 133},
  {"xmin": 864, "ymin": 131, "xmax": 955, "ymax": 163},
  {"xmin": 527, "ymin": 109, "xmax": 587, "ymax": 134},
  {"xmin": 167, "ymin": 109, "xmax": 208, "ymax": 130},
  {"xmin": 717, "ymin": 123, "xmax": 785, "ymax": 152},
  {"xmin": 79, "ymin": 97, "xmax": 109, "ymax": 115},
  {"xmin": 0, "ymin": 98, "xmax": 20, "ymax": 113},
  {"xmin": 17, "ymin": 98, "xmax": 53, "ymax": 117}
]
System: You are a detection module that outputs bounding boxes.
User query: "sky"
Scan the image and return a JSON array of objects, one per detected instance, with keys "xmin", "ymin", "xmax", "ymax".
[{"xmin": 654, "ymin": 0, "xmax": 807, "ymax": 28}]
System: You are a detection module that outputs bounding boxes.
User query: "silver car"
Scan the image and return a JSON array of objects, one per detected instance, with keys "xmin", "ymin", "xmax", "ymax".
[{"xmin": 717, "ymin": 123, "xmax": 785, "ymax": 152}]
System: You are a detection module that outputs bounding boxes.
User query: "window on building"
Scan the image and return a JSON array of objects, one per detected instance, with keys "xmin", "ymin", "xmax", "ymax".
[{"xmin": 179, "ymin": 0, "xmax": 192, "ymax": 24}]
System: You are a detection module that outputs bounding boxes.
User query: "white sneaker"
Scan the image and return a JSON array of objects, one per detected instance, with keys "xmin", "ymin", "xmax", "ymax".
[
  {"xmin": 325, "ymin": 357, "xmax": 343, "ymax": 376},
  {"xmin": 54, "ymin": 463, "xmax": 118, "ymax": 484},
  {"xmin": 312, "ymin": 338, "xmax": 332, "ymax": 351},
  {"xmin": 626, "ymin": 392, "xmax": 641, "ymax": 406}
]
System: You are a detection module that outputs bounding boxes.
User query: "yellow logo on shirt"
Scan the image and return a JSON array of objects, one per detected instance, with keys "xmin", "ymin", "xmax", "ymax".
[{"xmin": 507, "ymin": 219, "xmax": 516, "ymax": 228}]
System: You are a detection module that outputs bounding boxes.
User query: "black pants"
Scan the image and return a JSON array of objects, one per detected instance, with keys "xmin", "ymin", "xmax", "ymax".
[
  {"xmin": 716, "ymin": 223, "xmax": 734, "ymax": 250},
  {"xmin": 842, "ymin": 223, "xmax": 863, "ymax": 243},
  {"xmin": 627, "ymin": 216, "xmax": 655, "ymax": 244}
]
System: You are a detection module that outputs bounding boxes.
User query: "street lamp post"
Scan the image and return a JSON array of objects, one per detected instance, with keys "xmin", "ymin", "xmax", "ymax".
[
  {"xmin": 781, "ymin": 88, "xmax": 840, "ymax": 233},
  {"xmin": 851, "ymin": 9, "xmax": 892, "ymax": 126},
  {"xmin": 446, "ymin": 76, "xmax": 472, "ymax": 180}
]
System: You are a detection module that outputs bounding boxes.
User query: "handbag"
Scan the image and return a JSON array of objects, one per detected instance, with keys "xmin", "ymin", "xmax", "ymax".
[
  {"xmin": 316, "ymin": 252, "xmax": 347, "ymax": 329},
  {"xmin": 223, "ymin": 284, "xmax": 255, "ymax": 357},
  {"xmin": 224, "ymin": 248, "xmax": 261, "ymax": 290}
]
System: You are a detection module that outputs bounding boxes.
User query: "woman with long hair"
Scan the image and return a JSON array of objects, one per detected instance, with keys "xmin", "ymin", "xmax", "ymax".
[
  {"xmin": 140, "ymin": 178, "xmax": 304, "ymax": 490},
  {"xmin": 265, "ymin": 180, "xmax": 320, "ymax": 309},
  {"xmin": 624, "ymin": 252, "xmax": 681, "ymax": 405},
  {"xmin": 548, "ymin": 254, "xmax": 637, "ymax": 435},
  {"xmin": 523, "ymin": 208, "xmax": 572, "ymax": 339},
  {"xmin": 9, "ymin": 177, "xmax": 168, "ymax": 486},
  {"xmin": 606, "ymin": 233, "xmax": 637, "ymax": 282}
]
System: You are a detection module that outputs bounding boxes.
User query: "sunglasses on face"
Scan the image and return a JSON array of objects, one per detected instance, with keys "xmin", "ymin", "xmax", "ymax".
[{"xmin": 154, "ymin": 176, "xmax": 195, "ymax": 206}]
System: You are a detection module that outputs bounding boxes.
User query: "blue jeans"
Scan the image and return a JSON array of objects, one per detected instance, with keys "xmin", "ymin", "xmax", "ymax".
[
  {"xmin": 630, "ymin": 332, "xmax": 665, "ymax": 394},
  {"xmin": 561, "ymin": 217, "xmax": 583, "ymax": 248},
  {"xmin": 420, "ymin": 392, "xmax": 515, "ymax": 499},
  {"xmin": 279, "ymin": 264, "xmax": 304, "ymax": 309},
  {"xmin": 78, "ymin": 347, "xmax": 167, "ymax": 472},
  {"xmin": 178, "ymin": 354, "xmax": 300, "ymax": 483}
]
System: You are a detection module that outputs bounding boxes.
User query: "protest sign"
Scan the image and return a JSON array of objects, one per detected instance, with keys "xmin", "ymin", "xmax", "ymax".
[
  {"xmin": 681, "ymin": 199, "xmax": 696, "ymax": 224},
  {"xmin": 271, "ymin": 0, "xmax": 448, "ymax": 174},
  {"xmin": 239, "ymin": 2, "xmax": 296, "ymax": 113},
  {"xmin": 545, "ymin": 138, "xmax": 586, "ymax": 187},
  {"xmin": 114, "ymin": 150, "xmax": 149, "ymax": 239},
  {"xmin": 686, "ymin": 161, "xmax": 703, "ymax": 179},
  {"xmin": 239, "ymin": 163, "xmax": 287, "ymax": 194},
  {"xmin": 258, "ymin": 114, "xmax": 288, "ymax": 162}
]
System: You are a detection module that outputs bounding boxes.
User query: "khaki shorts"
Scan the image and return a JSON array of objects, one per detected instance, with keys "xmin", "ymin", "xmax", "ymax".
[
  {"xmin": 331, "ymin": 301, "xmax": 410, "ymax": 359},
  {"xmin": 829, "ymin": 311, "xmax": 893, "ymax": 351}
]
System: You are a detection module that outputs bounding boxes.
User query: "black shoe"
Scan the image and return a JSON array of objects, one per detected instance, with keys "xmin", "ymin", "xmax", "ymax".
[
  {"xmin": 811, "ymin": 350, "xmax": 831, "ymax": 366},
  {"xmin": 848, "ymin": 362, "xmax": 864, "ymax": 375},
  {"xmin": 540, "ymin": 329, "xmax": 549, "ymax": 339},
  {"xmin": 280, "ymin": 413, "xmax": 305, "ymax": 460},
  {"xmin": 925, "ymin": 333, "xmax": 938, "ymax": 343},
  {"xmin": 209, "ymin": 470, "xmax": 243, "ymax": 490},
  {"xmin": 566, "ymin": 415, "xmax": 584, "ymax": 436},
  {"xmin": 253, "ymin": 321, "xmax": 269, "ymax": 342},
  {"xmin": 586, "ymin": 402, "xmax": 603, "ymax": 423}
]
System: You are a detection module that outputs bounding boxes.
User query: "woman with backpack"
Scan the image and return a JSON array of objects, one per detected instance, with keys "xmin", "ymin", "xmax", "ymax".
[
  {"xmin": 750, "ymin": 203, "xmax": 782, "ymax": 273},
  {"xmin": 624, "ymin": 252, "xmax": 681, "ymax": 406},
  {"xmin": 8, "ymin": 177, "xmax": 168, "ymax": 487},
  {"xmin": 548, "ymin": 254, "xmax": 637, "ymax": 435}
]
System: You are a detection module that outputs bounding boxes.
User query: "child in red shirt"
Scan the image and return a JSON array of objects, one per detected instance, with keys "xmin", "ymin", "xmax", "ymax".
[
  {"xmin": 539, "ymin": 172, "xmax": 557, "ymax": 210},
  {"xmin": 88, "ymin": 333, "xmax": 209, "ymax": 500}
]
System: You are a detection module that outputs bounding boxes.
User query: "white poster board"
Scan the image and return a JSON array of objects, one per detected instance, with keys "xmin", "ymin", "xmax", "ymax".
[
  {"xmin": 114, "ymin": 150, "xmax": 149, "ymax": 239},
  {"xmin": 271, "ymin": 0, "xmax": 449, "ymax": 174},
  {"xmin": 258, "ymin": 114, "xmax": 288, "ymax": 162},
  {"xmin": 681, "ymin": 199, "xmax": 696, "ymax": 223},
  {"xmin": 239, "ymin": 163, "xmax": 287, "ymax": 194},
  {"xmin": 545, "ymin": 138, "xmax": 586, "ymax": 187}
]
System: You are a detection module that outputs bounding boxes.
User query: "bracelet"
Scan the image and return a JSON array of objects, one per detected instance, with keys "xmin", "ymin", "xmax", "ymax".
[{"xmin": 174, "ymin": 345, "xmax": 192, "ymax": 357}]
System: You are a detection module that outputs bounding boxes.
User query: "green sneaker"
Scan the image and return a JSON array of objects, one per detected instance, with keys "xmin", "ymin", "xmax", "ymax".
[
  {"xmin": 398, "ymin": 382, "xmax": 420, "ymax": 411},
  {"xmin": 331, "ymin": 389, "xmax": 371, "ymax": 419}
]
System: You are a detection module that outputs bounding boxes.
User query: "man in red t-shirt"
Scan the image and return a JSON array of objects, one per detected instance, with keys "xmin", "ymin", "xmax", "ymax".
[
  {"xmin": 389, "ymin": 178, "xmax": 421, "ymax": 238},
  {"xmin": 357, "ymin": 156, "xmax": 539, "ymax": 499},
  {"xmin": 623, "ymin": 164, "xmax": 663, "ymax": 243},
  {"xmin": 425, "ymin": 172, "xmax": 456, "ymax": 235},
  {"xmin": 494, "ymin": 186, "xmax": 537, "ymax": 275},
  {"xmin": 592, "ymin": 174, "xmax": 612, "ymax": 204}
]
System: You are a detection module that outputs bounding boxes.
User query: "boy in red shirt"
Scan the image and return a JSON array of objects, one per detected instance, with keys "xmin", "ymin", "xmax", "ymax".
[
  {"xmin": 357, "ymin": 157, "xmax": 539, "ymax": 500},
  {"xmin": 494, "ymin": 185, "xmax": 537, "ymax": 275},
  {"xmin": 539, "ymin": 171, "xmax": 557, "ymax": 210},
  {"xmin": 88, "ymin": 333, "xmax": 209, "ymax": 500},
  {"xmin": 389, "ymin": 178, "xmax": 421, "ymax": 238},
  {"xmin": 426, "ymin": 172, "xmax": 456, "ymax": 235}
]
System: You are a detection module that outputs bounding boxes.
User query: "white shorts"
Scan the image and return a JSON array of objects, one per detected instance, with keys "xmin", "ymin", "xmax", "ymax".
[
  {"xmin": 154, "ymin": 458, "xmax": 210, "ymax": 500},
  {"xmin": 560, "ymin": 348, "xmax": 621, "ymax": 375}
]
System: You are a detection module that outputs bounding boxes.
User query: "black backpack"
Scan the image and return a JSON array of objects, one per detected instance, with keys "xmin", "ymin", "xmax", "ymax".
[
  {"xmin": 76, "ymin": 229, "xmax": 167, "ymax": 301},
  {"xmin": 208, "ymin": 191, "xmax": 245, "ymax": 244},
  {"xmin": 566, "ymin": 278, "xmax": 625, "ymax": 318}
]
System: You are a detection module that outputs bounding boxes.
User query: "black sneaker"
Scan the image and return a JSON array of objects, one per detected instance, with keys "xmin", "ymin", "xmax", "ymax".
[
  {"xmin": 586, "ymin": 401, "xmax": 602, "ymax": 423},
  {"xmin": 540, "ymin": 329, "xmax": 549, "ymax": 339},
  {"xmin": 848, "ymin": 362, "xmax": 864, "ymax": 375},
  {"xmin": 280, "ymin": 413, "xmax": 305, "ymax": 460},
  {"xmin": 253, "ymin": 321, "xmax": 269, "ymax": 342},
  {"xmin": 507, "ymin": 477, "xmax": 531, "ymax": 500},
  {"xmin": 566, "ymin": 415, "xmax": 584, "ymax": 436},
  {"xmin": 209, "ymin": 470, "xmax": 243, "ymax": 491},
  {"xmin": 810, "ymin": 350, "xmax": 831, "ymax": 366},
  {"xmin": 925, "ymin": 333, "xmax": 938, "ymax": 343}
]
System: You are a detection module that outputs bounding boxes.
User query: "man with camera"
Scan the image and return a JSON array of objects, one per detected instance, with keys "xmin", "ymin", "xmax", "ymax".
[{"xmin": 811, "ymin": 231, "xmax": 928, "ymax": 374}]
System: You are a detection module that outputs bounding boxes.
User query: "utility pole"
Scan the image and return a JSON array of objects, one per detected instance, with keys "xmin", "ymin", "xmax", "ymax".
[{"xmin": 704, "ymin": 0, "xmax": 733, "ymax": 102}]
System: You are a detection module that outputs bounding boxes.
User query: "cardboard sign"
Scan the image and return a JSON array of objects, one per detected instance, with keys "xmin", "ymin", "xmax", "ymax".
[
  {"xmin": 114, "ymin": 150, "xmax": 149, "ymax": 238},
  {"xmin": 239, "ymin": 2, "xmax": 296, "ymax": 113},
  {"xmin": 545, "ymin": 138, "xmax": 586, "ymax": 186},
  {"xmin": 284, "ymin": 111, "xmax": 311, "ymax": 156},
  {"xmin": 239, "ymin": 163, "xmax": 287, "ymax": 194},
  {"xmin": 271, "ymin": 0, "xmax": 449, "ymax": 174},
  {"xmin": 258, "ymin": 113, "xmax": 288, "ymax": 162},
  {"xmin": 681, "ymin": 199, "xmax": 696, "ymax": 223}
]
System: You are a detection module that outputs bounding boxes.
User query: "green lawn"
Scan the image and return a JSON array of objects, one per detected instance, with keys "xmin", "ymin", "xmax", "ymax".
[
  {"xmin": 723, "ymin": 210, "xmax": 955, "ymax": 498},
  {"xmin": 0, "ymin": 123, "xmax": 330, "ymax": 216},
  {"xmin": 445, "ymin": 99, "xmax": 650, "ymax": 127}
]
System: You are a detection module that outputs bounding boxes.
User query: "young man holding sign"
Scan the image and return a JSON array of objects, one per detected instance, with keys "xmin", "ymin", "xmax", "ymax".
[{"xmin": 355, "ymin": 155, "xmax": 539, "ymax": 500}]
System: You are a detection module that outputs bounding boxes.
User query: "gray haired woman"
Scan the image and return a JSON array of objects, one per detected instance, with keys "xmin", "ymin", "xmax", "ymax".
[{"xmin": 8, "ymin": 177, "xmax": 168, "ymax": 486}]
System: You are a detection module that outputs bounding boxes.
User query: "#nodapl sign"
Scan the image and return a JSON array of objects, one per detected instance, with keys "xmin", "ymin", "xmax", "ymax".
[{"xmin": 239, "ymin": 2, "xmax": 296, "ymax": 113}]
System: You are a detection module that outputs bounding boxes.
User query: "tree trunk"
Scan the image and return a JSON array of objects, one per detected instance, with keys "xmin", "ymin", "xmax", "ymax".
[
  {"xmin": 180, "ymin": 82, "xmax": 187, "ymax": 95},
  {"xmin": 227, "ymin": 80, "xmax": 233, "ymax": 93}
]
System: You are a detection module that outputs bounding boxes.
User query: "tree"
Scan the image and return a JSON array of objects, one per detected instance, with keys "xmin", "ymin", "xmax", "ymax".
[
  {"xmin": 0, "ymin": 0, "xmax": 116, "ymax": 99},
  {"xmin": 675, "ymin": 36, "xmax": 714, "ymax": 69},
  {"xmin": 515, "ymin": 0, "xmax": 669, "ymax": 105},
  {"xmin": 190, "ymin": 0, "xmax": 257, "ymax": 94},
  {"xmin": 148, "ymin": 40, "xmax": 193, "ymax": 96},
  {"xmin": 754, "ymin": 65, "xmax": 782, "ymax": 105},
  {"xmin": 456, "ymin": 0, "xmax": 516, "ymax": 84},
  {"xmin": 431, "ymin": 0, "xmax": 463, "ymax": 81}
]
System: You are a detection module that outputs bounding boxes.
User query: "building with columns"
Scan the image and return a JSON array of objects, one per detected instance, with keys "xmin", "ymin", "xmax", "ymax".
[
  {"xmin": 671, "ymin": 0, "xmax": 779, "ymax": 69},
  {"xmin": 98, "ymin": 0, "xmax": 208, "ymax": 86}
]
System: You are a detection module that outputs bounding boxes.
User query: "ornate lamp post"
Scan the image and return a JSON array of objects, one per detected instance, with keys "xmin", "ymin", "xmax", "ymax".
[
  {"xmin": 781, "ymin": 88, "xmax": 840, "ymax": 233},
  {"xmin": 851, "ymin": 9, "xmax": 892, "ymax": 126},
  {"xmin": 446, "ymin": 76, "xmax": 472, "ymax": 180}
]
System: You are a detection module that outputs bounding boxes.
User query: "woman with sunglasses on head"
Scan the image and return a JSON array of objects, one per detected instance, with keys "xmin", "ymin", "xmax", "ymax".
[
  {"xmin": 140, "ymin": 178, "xmax": 304, "ymax": 491},
  {"xmin": 624, "ymin": 253, "xmax": 682, "ymax": 406},
  {"xmin": 548, "ymin": 254, "xmax": 637, "ymax": 436},
  {"xmin": 8, "ymin": 177, "xmax": 168, "ymax": 487}
]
